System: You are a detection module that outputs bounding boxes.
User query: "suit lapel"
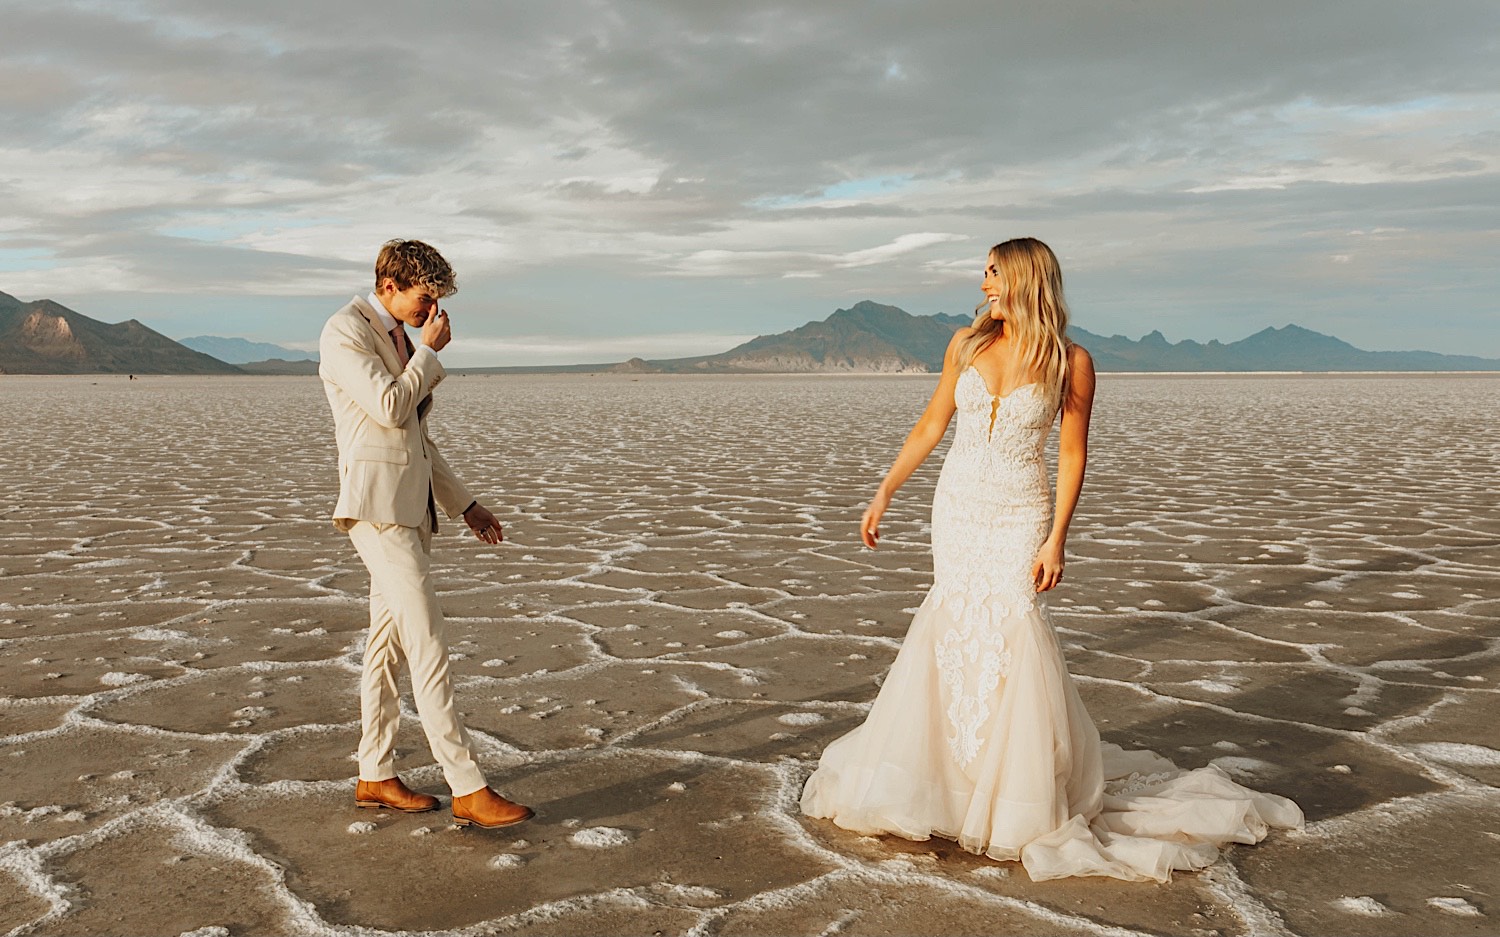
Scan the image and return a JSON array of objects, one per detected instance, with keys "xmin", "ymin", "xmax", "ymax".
[{"xmin": 350, "ymin": 295, "xmax": 403, "ymax": 376}]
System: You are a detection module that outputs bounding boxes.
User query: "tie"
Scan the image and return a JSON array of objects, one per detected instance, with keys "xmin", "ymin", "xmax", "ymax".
[{"xmin": 390, "ymin": 326, "xmax": 410, "ymax": 369}]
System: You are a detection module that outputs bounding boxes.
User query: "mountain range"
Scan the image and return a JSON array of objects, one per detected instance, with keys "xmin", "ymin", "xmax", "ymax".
[
  {"xmin": 465, "ymin": 300, "xmax": 1500, "ymax": 374},
  {"xmin": 2, "ymin": 292, "xmax": 1497, "ymax": 375},
  {"xmin": 178, "ymin": 335, "xmax": 316, "ymax": 364},
  {"xmin": 0, "ymin": 290, "xmax": 240, "ymax": 374}
]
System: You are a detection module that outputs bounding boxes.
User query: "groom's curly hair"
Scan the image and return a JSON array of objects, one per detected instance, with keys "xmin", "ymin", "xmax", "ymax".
[{"xmin": 375, "ymin": 239, "xmax": 458, "ymax": 297}]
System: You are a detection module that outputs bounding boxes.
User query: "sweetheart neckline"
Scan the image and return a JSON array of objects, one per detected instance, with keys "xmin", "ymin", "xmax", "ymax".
[{"xmin": 963, "ymin": 366, "xmax": 1039, "ymax": 401}]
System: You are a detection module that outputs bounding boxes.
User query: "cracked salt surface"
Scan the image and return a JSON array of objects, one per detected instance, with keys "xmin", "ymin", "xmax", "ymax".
[{"xmin": 2, "ymin": 373, "xmax": 1498, "ymax": 935}]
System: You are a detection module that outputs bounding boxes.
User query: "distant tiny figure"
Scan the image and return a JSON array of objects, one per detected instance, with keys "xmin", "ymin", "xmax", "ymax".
[
  {"xmin": 801, "ymin": 237, "xmax": 1303, "ymax": 881},
  {"xmin": 318, "ymin": 239, "xmax": 532, "ymax": 829}
]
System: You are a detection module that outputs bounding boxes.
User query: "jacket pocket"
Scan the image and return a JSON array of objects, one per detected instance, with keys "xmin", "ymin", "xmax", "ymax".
[{"xmin": 350, "ymin": 444, "xmax": 410, "ymax": 464}]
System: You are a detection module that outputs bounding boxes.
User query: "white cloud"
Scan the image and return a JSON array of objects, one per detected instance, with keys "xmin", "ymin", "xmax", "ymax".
[
  {"xmin": 674, "ymin": 232, "xmax": 967, "ymax": 277},
  {"xmin": 836, "ymin": 233, "xmax": 968, "ymax": 268}
]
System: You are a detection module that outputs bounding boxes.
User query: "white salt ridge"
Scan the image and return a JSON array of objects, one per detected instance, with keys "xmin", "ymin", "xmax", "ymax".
[
  {"xmin": 2, "ymin": 804, "xmax": 65, "ymax": 822},
  {"xmin": 776, "ymin": 712, "xmax": 826, "ymax": 726},
  {"xmin": 488, "ymin": 853, "xmax": 527, "ymax": 869},
  {"xmin": 347, "ymin": 821, "xmax": 377, "ymax": 834},
  {"xmin": 131, "ymin": 628, "xmax": 191, "ymax": 642},
  {"xmin": 1428, "ymin": 896, "xmax": 1483, "ymax": 917},
  {"xmin": 1185, "ymin": 679, "xmax": 1237, "ymax": 694},
  {"xmin": 99, "ymin": 672, "xmax": 149, "ymax": 686},
  {"xmin": 660, "ymin": 883, "xmax": 723, "ymax": 902},
  {"xmin": 1333, "ymin": 896, "xmax": 1388, "ymax": 916},
  {"xmin": 72, "ymin": 557, "xmax": 137, "ymax": 569},
  {"xmin": 570, "ymin": 827, "xmax": 633, "ymax": 848},
  {"xmin": 1409, "ymin": 742, "xmax": 1500, "ymax": 767}
]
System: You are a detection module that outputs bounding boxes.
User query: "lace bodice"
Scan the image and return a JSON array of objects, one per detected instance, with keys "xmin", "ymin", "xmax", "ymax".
[
  {"xmin": 944, "ymin": 366, "xmax": 1058, "ymax": 503},
  {"xmin": 928, "ymin": 366, "xmax": 1060, "ymax": 768}
]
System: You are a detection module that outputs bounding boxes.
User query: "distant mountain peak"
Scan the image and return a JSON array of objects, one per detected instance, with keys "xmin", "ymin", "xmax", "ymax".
[
  {"xmin": 1237, "ymin": 323, "xmax": 1358, "ymax": 353},
  {"xmin": 827, "ymin": 300, "xmax": 913, "ymax": 328},
  {"xmin": 835, "ymin": 299, "xmax": 906, "ymax": 315},
  {"xmin": 178, "ymin": 335, "xmax": 317, "ymax": 363}
]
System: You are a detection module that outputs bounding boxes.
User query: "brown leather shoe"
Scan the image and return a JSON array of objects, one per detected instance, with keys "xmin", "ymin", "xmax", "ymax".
[
  {"xmin": 355, "ymin": 777, "xmax": 439, "ymax": 813},
  {"xmin": 452, "ymin": 786, "xmax": 534, "ymax": 829}
]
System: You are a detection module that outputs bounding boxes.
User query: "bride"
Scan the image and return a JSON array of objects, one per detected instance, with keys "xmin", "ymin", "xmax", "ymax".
[{"xmin": 800, "ymin": 237, "xmax": 1302, "ymax": 882}]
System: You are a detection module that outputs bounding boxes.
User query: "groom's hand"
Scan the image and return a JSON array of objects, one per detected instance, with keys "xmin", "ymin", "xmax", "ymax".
[
  {"xmin": 422, "ymin": 308, "xmax": 451, "ymax": 352},
  {"xmin": 463, "ymin": 502, "xmax": 503, "ymax": 544}
]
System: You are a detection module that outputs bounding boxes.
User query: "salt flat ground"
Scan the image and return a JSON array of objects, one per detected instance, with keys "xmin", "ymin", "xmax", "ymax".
[{"xmin": 1, "ymin": 372, "xmax": 1497, "ymax": 937}]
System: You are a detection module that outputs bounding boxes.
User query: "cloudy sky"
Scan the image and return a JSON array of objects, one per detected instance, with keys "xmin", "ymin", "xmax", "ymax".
[{"xmin": 3, "ymin": 1, "xmax": 1497, "ymax": 365}]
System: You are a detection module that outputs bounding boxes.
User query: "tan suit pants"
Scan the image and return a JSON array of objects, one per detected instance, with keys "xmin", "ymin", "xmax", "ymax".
[{"xmin": 348, "ymin": 520, "xmax": 486, "ymax": 796}]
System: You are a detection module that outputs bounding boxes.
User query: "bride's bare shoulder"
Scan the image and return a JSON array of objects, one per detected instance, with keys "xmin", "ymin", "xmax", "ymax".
[
  {"xmin": 943, "ymin": 326, "xmax": 976, "ymax": 362},
  {"xmin": 950, "ymin": 326, "xmax": 980, "ymax": 349},
  {"xmin": 1066, "ymin": 342, "xmax": 1094, "ymax": 370},
  {"xmin": 1064, "ymin": 343, "xmax": 1096, "ymax": 404}
]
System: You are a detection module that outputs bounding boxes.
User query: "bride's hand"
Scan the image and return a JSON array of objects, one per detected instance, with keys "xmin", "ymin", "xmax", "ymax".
[
  {"xmin": 1032, "ymin": 538, "xmax": 1065, "ymax": 591},
  {"xmin": 860, "ymin": 491, "xmax": 890, "ymax": 549}
]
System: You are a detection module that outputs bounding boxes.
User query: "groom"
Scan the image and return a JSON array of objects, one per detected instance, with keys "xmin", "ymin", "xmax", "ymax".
[{"xmin": 318, "ymin": 238, "xmax": 532, "ymax": 828}]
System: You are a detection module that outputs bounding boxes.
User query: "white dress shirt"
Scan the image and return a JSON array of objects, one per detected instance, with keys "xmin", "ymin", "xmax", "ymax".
[{"xmin": 367, "ymin": 291, "xmax": 400, "ymax": 333}]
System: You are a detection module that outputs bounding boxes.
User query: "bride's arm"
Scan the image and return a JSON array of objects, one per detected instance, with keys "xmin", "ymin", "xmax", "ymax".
[
  {"xmin": 1033, "ymin": 344, "xmax": 1096, "ymax": 590},
  {"xmin": 860, "ymin": 328, "xmax": 968, "ymax": 548}
]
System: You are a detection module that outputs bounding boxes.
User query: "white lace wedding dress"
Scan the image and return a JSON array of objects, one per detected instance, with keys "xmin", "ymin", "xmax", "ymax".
[{"xmin": 801, "ymin": 366, "xmax": 1303, "ymax": 882}]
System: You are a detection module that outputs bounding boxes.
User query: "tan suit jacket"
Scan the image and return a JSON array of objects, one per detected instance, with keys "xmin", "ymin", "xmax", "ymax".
[{"xmin": 319, "ymin": 295, "xmax": 473, "ymax": 532}]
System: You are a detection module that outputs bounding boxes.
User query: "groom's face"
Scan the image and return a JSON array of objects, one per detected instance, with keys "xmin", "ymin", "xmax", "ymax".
[{"xmin": 378, "ymin": 278, "xmax": 440, "ymax": 328}]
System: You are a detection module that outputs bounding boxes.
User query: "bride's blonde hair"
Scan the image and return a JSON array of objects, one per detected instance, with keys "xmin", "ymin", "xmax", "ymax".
[{"xmin": 956, "ymin": 237, "xmax": 1071, "ymax": 396}]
